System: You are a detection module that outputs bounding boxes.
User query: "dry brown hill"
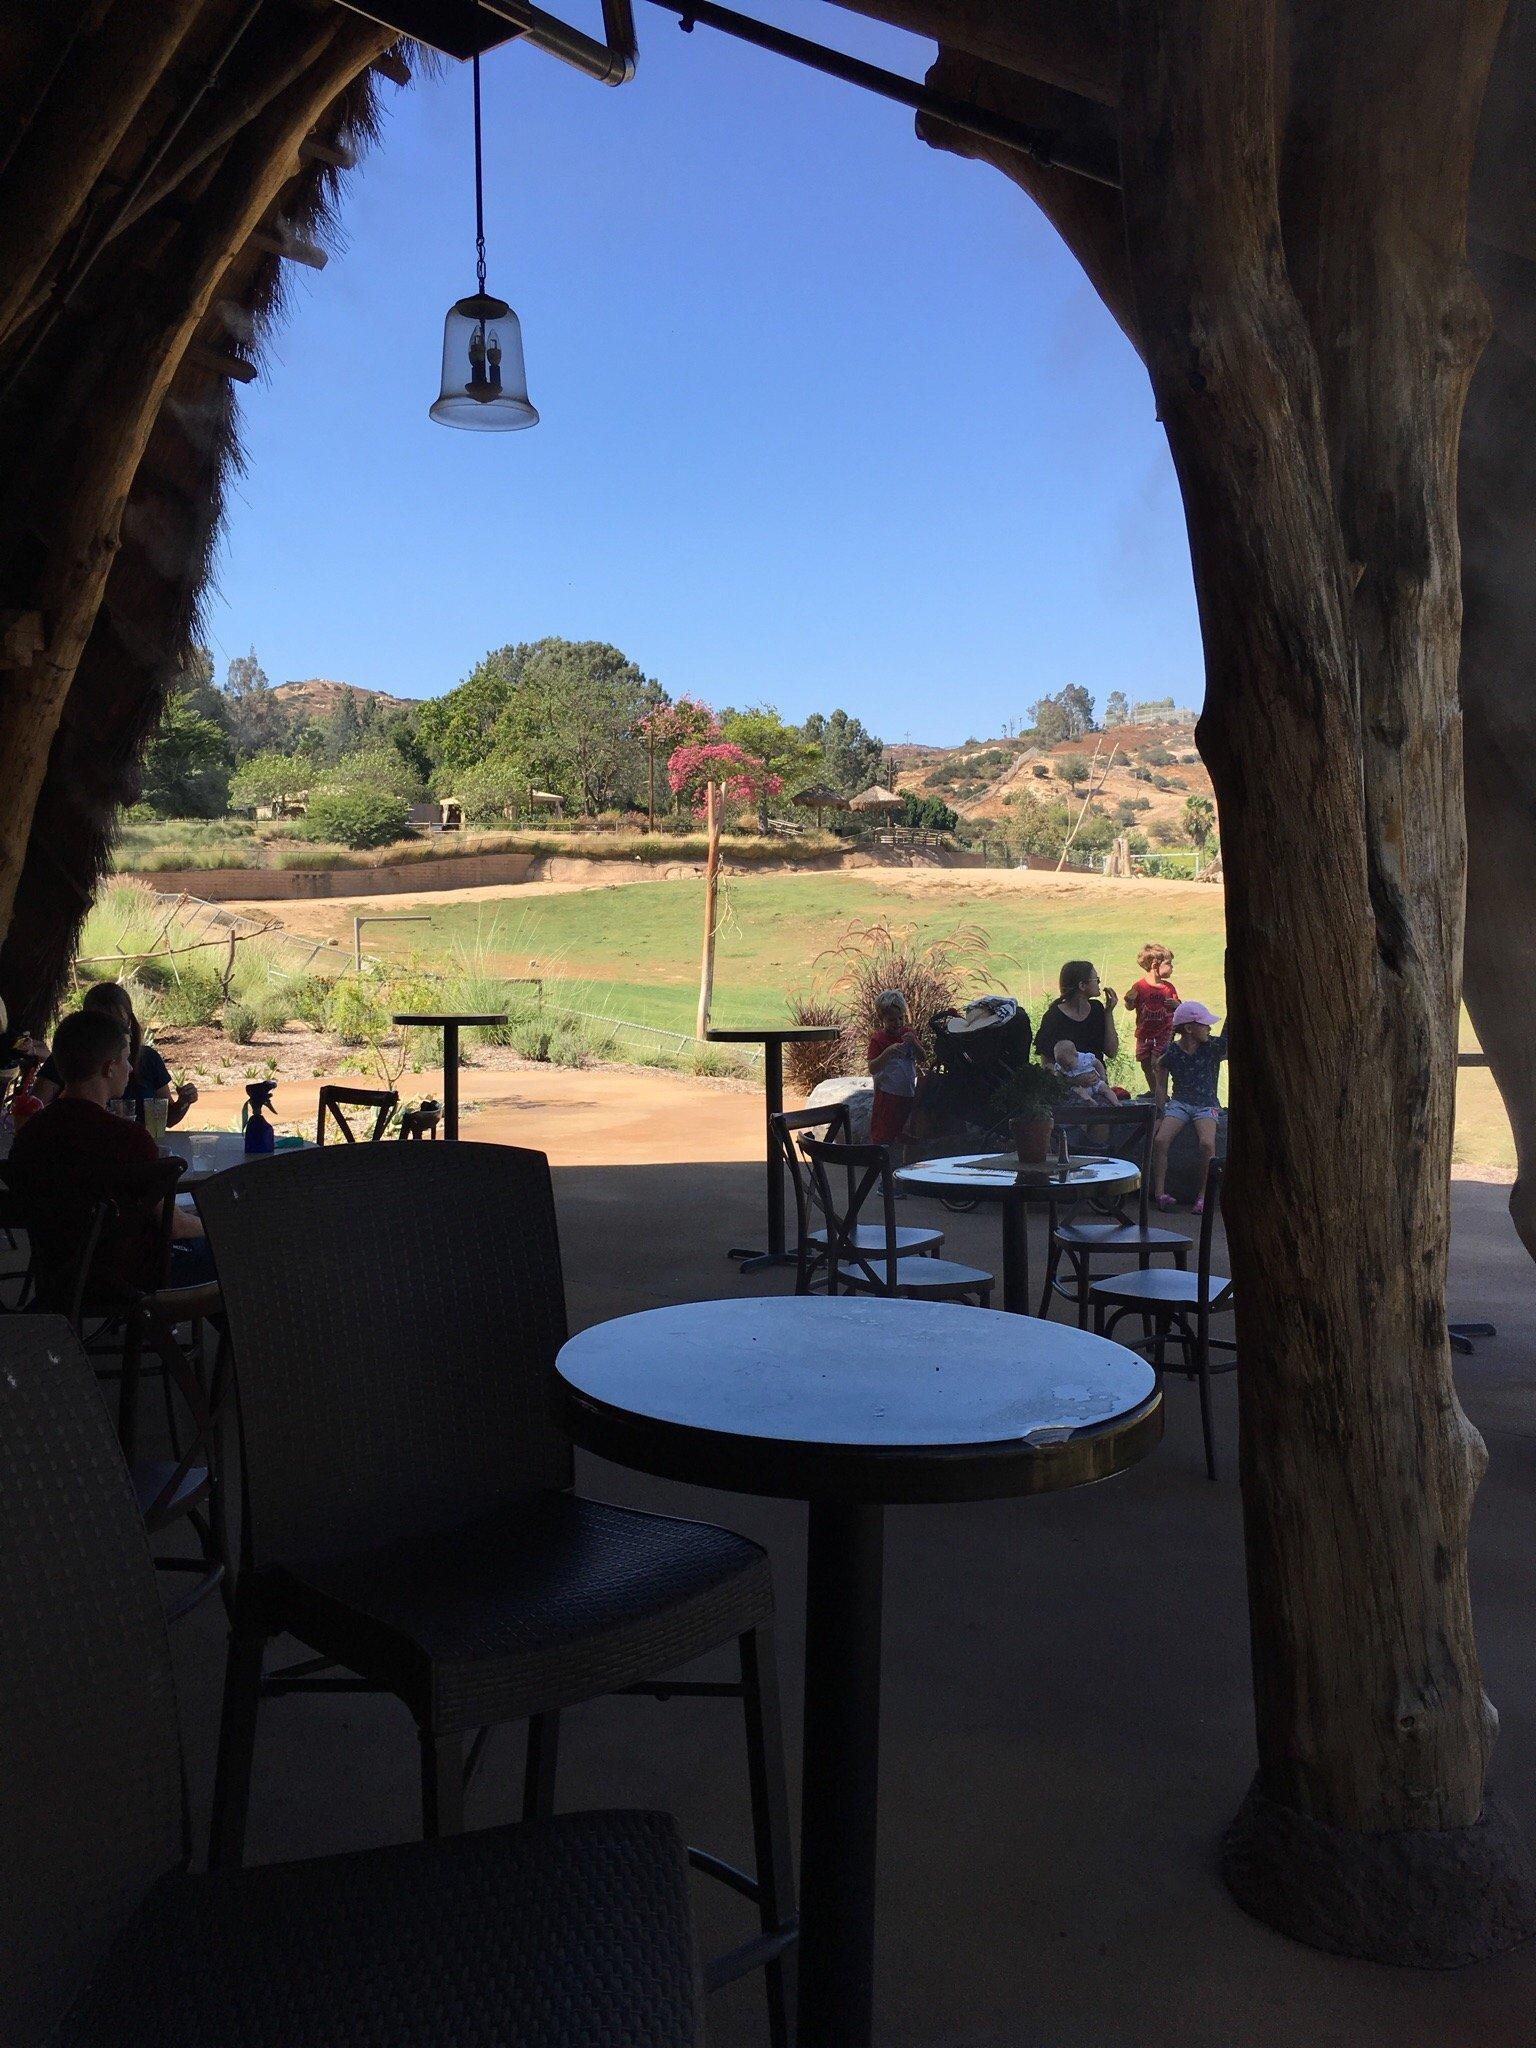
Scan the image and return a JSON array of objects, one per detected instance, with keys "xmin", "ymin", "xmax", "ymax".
[
  {"xmin": 273, "ymin": 678, "xmax": 418, "ymax": 722},
  {"xmin": 890, "ymin": 720, "xmax": 1213, "ymax": 839}
]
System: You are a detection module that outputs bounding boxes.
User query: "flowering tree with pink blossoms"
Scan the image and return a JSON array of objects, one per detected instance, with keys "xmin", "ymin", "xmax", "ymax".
[{"xmin": 667, "ymin": 741, "xmax": 782, "ymax": 826}]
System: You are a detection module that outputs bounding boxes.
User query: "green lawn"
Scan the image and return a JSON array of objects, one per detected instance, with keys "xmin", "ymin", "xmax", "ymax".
[{"xmin": 333, "ymin": 871, "xmax": 1511, "ymax": 1170}]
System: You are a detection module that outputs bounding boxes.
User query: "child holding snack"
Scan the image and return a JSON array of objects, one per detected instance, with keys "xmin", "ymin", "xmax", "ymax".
[
  {"xmin": 867, "ymin": 989, "xmax": 925, "ymax": 1153},
  {"xmin": 1124, "ymin": 943, "xmax": 1180, "ymax": 1104}
]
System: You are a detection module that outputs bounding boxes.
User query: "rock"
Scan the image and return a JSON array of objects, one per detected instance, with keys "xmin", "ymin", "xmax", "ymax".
[{"xmin": 806, "ymin": 1075, "xmax": 873, "ymax": 1143}]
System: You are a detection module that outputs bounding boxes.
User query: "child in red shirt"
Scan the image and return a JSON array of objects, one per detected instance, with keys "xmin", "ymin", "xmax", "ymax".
[
  {"xmin": 867, "ymin": 990, "xmax": 924, "ymax": 1153},
  {"xmin": 1123, "ymin": 944, "xmax": 1180, "ymax": 1104}
]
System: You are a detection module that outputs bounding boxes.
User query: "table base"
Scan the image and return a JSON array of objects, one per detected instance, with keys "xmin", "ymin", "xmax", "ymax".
[{"xmin": 798, "ymin": 1499, "xmax": 884, "ymax": 2047}]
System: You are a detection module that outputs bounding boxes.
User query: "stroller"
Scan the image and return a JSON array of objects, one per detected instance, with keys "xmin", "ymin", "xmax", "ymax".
[{"xmin": 916, "ymin": 996, "xmax": 1034, "ymax": 1160}]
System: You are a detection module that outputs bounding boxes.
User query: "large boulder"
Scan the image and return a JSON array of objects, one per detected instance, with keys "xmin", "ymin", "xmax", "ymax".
[{"xmin": 805, "ymin": 1075, "xmax": 873, "ymax": 1143}]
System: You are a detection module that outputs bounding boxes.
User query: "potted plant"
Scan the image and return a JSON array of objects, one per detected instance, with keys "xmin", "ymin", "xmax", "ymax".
[{"xmin": 990, "ymin": 1063, "xmax": 1070, "ymax": 1165}]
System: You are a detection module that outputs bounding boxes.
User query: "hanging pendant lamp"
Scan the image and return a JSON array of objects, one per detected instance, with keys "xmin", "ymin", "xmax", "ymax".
[{"xmin": 430, "ymin": 54, "xmax": 538, "ymax": 431}]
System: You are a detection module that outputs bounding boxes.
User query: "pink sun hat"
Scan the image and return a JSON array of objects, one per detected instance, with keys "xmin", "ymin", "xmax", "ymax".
[{"xmin": 1171, "ymin": 1000, "xmax": 1220, "ymax": 1029}]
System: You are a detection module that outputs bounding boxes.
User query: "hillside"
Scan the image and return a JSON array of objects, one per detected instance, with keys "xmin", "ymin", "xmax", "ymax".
[
  {"xmin": 272, "ymin": 678, "xmax": 418, "ymax": 722},
  {"xmin": 888, "ymin": 718, "xmax": 1213, "ymax": 840}
]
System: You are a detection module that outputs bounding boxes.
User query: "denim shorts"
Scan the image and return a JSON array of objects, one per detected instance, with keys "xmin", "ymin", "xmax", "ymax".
[{"xmin": 1162, "ymin": 1098, "xmax": 1220, "ymax": 1127}]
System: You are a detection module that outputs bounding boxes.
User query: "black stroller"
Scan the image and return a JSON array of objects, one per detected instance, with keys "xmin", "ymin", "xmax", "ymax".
[{"xmin": 916, "ymin": 997, "xmax": 1033, "ymax": 1203}]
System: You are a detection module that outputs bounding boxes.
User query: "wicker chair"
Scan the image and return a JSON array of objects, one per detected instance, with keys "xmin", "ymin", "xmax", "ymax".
[
  {"xmin": 196, "ymin": 1143, "xmax": 795, "ymax": 2041},
  {"xmin": 0, "ymin": 1317, "xmax": 704, "ymax": 2048},
  {"xmin": 315, "ymin": 1083, "xmax": 398, "ymax": 1144}
]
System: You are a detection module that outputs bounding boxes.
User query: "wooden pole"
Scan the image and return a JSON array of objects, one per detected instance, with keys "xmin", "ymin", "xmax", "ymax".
[
  {"xmin": 696, "ymin": 780, "xmax": 722, "ymax": 1041},
  {"xmin": 647, "ymin": 731, "xmax": 656, "ymax": 834}
]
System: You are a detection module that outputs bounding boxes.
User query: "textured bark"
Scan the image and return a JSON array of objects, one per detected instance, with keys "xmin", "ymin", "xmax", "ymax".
[
  {"xmin": 0, "ymin": 13, "xmax": 389, "ymax": 945},
  {"xmin": 1119, "ymin": 0, "xmax": 1507, "ymax": 1852},
  {"xmin": 829, "ymin": 0, "xmax": 1118, "ymax": 104}
]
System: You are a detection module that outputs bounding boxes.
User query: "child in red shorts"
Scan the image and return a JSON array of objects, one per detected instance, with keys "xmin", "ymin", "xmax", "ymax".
[
  {"xmin": 867, "ymin": 990, "xmax": 923, "ymax": 1155},
  {"xmin": 1123, "ymin": 943, "xmax": 1180, "ymax": 1105}
]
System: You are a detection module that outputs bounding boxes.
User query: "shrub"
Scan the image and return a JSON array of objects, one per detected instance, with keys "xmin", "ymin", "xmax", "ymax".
[
  {"xmin": 222, "ymin": 1000, "xmax": 258, "ymax": 1044},
  {"xmin": 298, "ymin": 787, "xmax": 410, "ymax": 851},
  {"xmin": 784, "ymin": 997, "xmax": 852, "ymax": 1091},
  {"xmin": 148, "ymin": 965, "xmax": 226, "ymax": 1027},
  {"xmin": 326, "ymin": 976, "xmax": 389, "ymax": 1046}
]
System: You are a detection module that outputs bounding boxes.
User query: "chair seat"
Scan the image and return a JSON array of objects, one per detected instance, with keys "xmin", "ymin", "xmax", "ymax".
[
  {"xmin": 261, "ymin": 1492, "xmax": 773, "ymax": 1733},
  {"xmin": 58, "ymin": 1809, "xmax": 702, "ymax": 2048},
  {"xmin": 837, "ymin": 1255, "xmax": 993, "ymax": 1296},
  {"xmin": 1054, "ymin": 1219, "xmax": 1192, "ymax": 1251},
  {"xmin": 134, "ymin": 1458, "xmax": 209, "ymax": 1523},
  {"xmin": 1089, "ymin": 1266, "xmax": 1232, "ymax": 1310},
  {"xmin": 809, "ymin": 1222, "xmax": 943, "ymax": 1254}
]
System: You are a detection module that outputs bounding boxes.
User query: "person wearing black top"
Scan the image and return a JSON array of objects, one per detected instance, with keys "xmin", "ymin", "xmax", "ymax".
[{"xmin": 1033, "ymin": 959, "xmax": 1120, "ymax": 1064}]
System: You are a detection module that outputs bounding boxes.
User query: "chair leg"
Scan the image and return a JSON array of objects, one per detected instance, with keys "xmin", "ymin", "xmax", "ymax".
[
  {"xmin": 209, "ymin": 1622, "xmax": 267, "ymax": 1870},
  {"xmin": 523, "ymin": 1711, "xmax": 560, "ymax": 1822},
  {"xmin": 1036, "ymin": 1239, "xmax": 1061, "ymax": 1319},
  {"xmin": 1197, "ymin": 1342, "xmax": 1218, "ymax": 1482},
  {"xmin": 1075, "ymin": 1253, "xmax": 1091, "ymax": 1330},
  {"xmin": 420, "ymin": 1728, "xmax": 465, "ymax": 1839},
  {"xmin": 741, "ymin": 1625, "xmax": 798, "ymax": 2048}
]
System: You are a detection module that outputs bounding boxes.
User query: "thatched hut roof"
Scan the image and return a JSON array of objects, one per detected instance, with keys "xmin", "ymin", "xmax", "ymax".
[
  {"xmin": 848, "ymin": 783, "xmax": 904, "ymax": 812},
  {"xmin": 793, "ymin": 783, "xmax": 850, "ymax": 811}
]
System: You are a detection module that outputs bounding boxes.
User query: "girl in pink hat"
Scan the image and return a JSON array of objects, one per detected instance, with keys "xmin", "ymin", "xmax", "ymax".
[{"xmin": 1152, "ymin": 1000, "xmax": 1226, "ymax": 1212}]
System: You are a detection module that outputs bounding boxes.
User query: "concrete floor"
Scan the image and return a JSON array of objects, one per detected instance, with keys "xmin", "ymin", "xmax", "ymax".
[{"xmin": 164, "ymin": 1164, "xmax": 1536, "ymax": 2047}]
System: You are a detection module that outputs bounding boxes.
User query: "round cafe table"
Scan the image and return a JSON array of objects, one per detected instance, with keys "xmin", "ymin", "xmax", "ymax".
[
  {"xmin": 390, "ymin": 1012, "xmax": 506, "ymax": 1139},
  {"xmin": 705, "ymin": 1024, "xmax": 840, "ymax": 1270},
  {"xmin": 895, "ymin": 1151, "xmax": 1140, "ymax": 1315},
  {"xmin": 557, "ymin": 1294, "xmax": 1161, "ymax": 2048}
]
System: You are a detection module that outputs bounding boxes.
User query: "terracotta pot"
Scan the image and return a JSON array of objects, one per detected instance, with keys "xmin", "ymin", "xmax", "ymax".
[{"xmin": 1010, "ymin": 1115, "xmax": 1054, "ymax": 1165}]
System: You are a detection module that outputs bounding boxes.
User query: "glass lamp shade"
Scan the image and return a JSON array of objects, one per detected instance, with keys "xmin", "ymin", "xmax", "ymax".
[{"xmin": 429, "ymin": 292, "xmax": 538, "ymax": 430}]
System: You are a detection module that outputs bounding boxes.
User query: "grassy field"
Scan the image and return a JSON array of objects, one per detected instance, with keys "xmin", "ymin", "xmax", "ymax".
[{"xmin": 272, "ymin": 869, "xmax": 1512, "ymax": 1171}]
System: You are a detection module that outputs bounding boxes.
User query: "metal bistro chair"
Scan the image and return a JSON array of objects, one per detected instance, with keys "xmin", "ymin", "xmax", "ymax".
[
  {"xmin": 2, "ymin": 1155, "xmax": 228, "ymax": 1616},
  {"xmin": 801, "ymin": 1136, "xmax": 994, "ymax": 1305},
  {"xmin": 315, "ymin": 1083, "xmax": 399, "ymax": 1145},
  {"xmin": 1091, "ymin": 1160, "xmax": 1234, "ymax": 1480},
  {"xmin": 1038, "ymin": 1101, "xmax": 1192, "ymax": 1325},
  {"xmin": 773, "ymin": 1103, "xmax": 942, "ymax": 1294},
  {"xmin": 0, "ymin": 1317, "xmax": 706, "ymax": 2048},
  {"xmin": 197, "ymin": 1142, "xmax": 796, "ymax": 2043}
]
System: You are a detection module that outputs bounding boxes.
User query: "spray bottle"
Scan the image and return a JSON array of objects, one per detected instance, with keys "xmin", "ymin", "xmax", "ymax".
[{"xmin": 242, "ymin": 1080, "xmax": 277, "ymax": 1155}]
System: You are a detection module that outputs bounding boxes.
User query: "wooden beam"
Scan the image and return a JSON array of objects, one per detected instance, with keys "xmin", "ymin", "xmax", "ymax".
[
  {"xmin": 827, "ymin": 0, "xmax": 1119, "ymax": 106},
  {"xmin": 0, "ymin": 612, "xmax": 45, "ymax": 670},
  {"xmin": 186, "ymin": 344, "xmax": 258, "ymax": 384},
  {"xmin": 250, "ymin": 220, "xmax": 329, "ymax": 270},
  {"xmin": 299, "ymin": 135, "xmax": 359, "ymax": 169}
]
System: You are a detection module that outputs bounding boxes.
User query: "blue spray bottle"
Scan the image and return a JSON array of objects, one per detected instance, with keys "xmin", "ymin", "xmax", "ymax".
[{"xmin": 242, "ymin": 1080, "xmax": 277, "ymax": 1155}]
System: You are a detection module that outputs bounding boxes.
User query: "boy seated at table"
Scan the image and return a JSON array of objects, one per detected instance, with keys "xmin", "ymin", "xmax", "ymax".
[{"xmin": 11, "ymin": 1007, "xmax": 214, "ymax": 1289}]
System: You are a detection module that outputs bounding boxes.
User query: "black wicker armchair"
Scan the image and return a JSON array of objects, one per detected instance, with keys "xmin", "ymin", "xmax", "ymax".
[{"xmin": 0, "ymin": 1317, "xmax": 704, "ymax": 2048}]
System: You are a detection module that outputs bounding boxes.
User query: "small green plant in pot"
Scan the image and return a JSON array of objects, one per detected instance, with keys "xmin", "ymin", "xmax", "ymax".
[{"xmin": 990, "ymin": 1063, "xmax": 1070, "ymax": 1165}]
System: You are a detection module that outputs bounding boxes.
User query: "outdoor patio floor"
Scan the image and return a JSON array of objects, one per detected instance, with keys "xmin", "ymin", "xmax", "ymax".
[{"xmin": 163, "ymin": 1160, "xmax": 1536, "ymax": 2047}]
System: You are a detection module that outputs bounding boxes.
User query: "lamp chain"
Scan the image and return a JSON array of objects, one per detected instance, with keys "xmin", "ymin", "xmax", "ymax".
[{"xmin": 472, "ymin": 52, "xmax": 487, "ymax": 297}]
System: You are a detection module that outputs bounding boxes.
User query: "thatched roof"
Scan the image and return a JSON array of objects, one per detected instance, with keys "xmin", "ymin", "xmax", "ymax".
[
  {"xmin": 849, "ymin": 783, "xmax": 904, "ymax": 811},
  {"xmin": 793, "ymin": 783, "xmax": 850, "ymax": 810},
  {"xmin": 0, "ymin": 5, "xmax": 406, "ymax": 1024}
]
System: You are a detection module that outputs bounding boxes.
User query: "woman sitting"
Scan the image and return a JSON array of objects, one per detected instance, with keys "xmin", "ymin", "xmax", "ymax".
[
  {"xmin": 35, "ymin": 981, "xmax": 198, "ymax": 1127},
  {"xmin": 1033, "ymin": 959, "xmax": 1120, "ymax": 1067}
]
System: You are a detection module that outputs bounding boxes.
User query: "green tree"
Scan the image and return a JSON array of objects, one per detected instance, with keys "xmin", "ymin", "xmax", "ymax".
[
  {"xmin": 320, "ymin": 691, "xmax": 363, "ymax": 763},
  {"xmin": 454, "ymin": 752, "xmax": 529, "ymax": 825},
  {"xmin": 1183, "ymin": 793, "xmax": 1216, "ymax": 848},
  {"xmin": 301, "ymin": 786, "xmax": 409, "ymax": 850},
  {"xmin": 801, "ymin": 708, "xmax": 883, "ymax": 795},
  {"xmin": 319, "ymin": 747, "xmax": 425, "ymax": 802},
  {"xmin": 1059, "ymin": 755, "xmax": 1090, "ymax": 787},
  {"xmin": 1005, "ymin": 789, "xmax": 1074, "ymax": 859},
  {"xmin": 1058, "ymin": 684, "xmax": 1095, "ymax": 736},
  {"xmin": 1029, "ymin": 696, "xmax": 1071, "ymax": 746},
  {"xmin": 719, "ymin": 706, "xmax": 820, "ymax": 831},
  {"xmin": 1105, "ymin": 690, "xmax": 1130, "ymax": 727},
  {"xmin": 230, "ymin": 751, "xmax": 308, "ymax": 810},
  {"xmin": 499, "ymin": 640, "xmax": 655, "ymax": 815},
  {"xmin": 221, "ymin": 647, "xmax": 288, "ymax": 757},
  {"xmin": 138, "ymin": 695, "xmax": 230, "ymax": 817},
  {"xmin": 414, "ymin": 643, "xmax": 535, "ymax": 778}
]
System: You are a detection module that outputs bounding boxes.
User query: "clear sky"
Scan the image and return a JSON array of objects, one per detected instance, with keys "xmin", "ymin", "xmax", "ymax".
[{"xmin": 206, "ymin": 2, "xmax": 1203, "ymax": 745}]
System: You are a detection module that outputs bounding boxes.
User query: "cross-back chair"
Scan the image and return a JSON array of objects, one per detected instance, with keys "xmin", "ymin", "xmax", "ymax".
[
  {"xmin": 772, "ymin": 1103, "xmax": 942, "ymax": 1293},
  {"xmin": 1091, "ymin": 1159, "xmax": 1234, "ymax": 1480},
  {"xmin": 315, "ymin": 1083, "xmax": 398, "ymax": 1144},
  {"xmin": 800, "ymin": 1136, "xmax": 993, "ymax": 1305},
  {"xmin": 1038, "ymin": 1100, "xmax": 1192, "ymax": 1324}
]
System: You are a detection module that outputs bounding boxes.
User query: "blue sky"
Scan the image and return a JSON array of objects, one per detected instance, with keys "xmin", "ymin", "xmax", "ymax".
[{"xmin": 206, "ymin": 3, "xmax": 1202, "ymax": 745}]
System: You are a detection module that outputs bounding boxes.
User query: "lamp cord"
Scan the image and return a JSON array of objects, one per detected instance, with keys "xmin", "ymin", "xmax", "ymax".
[{"xmin": 472, "ymin": 53, "xmax": 487, "ymax": 296}]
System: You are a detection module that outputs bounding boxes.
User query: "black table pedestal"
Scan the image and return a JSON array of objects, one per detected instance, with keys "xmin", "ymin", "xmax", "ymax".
[
  {"xmin": 730, "ymin": 1039, "xmax": 791, "ymax": 1270},
  {"xmin": 798, "ymin": 1500, "xmax": 885, "ymax": 2048},
  {"xmin": 1002, "ymin": 1185, "xmax": 1030, "ymax": 1316}
]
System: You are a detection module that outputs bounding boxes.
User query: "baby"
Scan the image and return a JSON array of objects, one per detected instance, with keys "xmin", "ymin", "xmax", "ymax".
[{"xmin": 1051, "ymin": 1038, "xmax": 1118, "ymax": 1109}]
